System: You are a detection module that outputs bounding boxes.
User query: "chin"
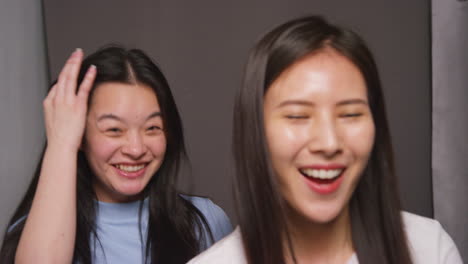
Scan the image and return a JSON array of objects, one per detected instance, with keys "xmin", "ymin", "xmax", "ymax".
[
  {"xmin": 115, "ymin": 182, "xmax": 147, "ymax": 197},
  {"xmin": 298, "ymin": 201, "xmax": 348, "ymax": 225},
  {"xmin": 305, "ymin": 210, "xmax": 341, "ymax": 224},
  {"xmin": 308, "ymin": 210, "xmax": 343, "ymax": 224}
]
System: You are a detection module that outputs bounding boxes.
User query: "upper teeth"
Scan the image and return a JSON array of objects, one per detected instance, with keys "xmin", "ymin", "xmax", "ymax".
[
  {"xmin": 300, "ymin": 169, "xmax": 343, "ymax": 179},
  {"xmin": 116, "ymin": 164, "xmax": 145, "ymax": 172}
]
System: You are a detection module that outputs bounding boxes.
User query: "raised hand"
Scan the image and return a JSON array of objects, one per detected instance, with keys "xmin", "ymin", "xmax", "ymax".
[
  {"xmin": 16, "ymin": 49, "xmax": 96, "ymax": 264},
  {"xmin": 43, "ymin": 49, "xmax": 96, "ymax": 151}
]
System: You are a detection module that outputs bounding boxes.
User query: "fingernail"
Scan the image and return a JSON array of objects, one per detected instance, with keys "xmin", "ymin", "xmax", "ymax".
[
  {"xmin": 72, "ymin": 48, "xmax": 82, "ymax": 56},
  {"xmin": 89, "ymin": 64, "xmax": 96, "ymax": 72}
]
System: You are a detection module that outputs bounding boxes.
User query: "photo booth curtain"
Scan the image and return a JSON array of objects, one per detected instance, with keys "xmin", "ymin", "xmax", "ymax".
[
  {"xmin": 432, "ymin": 0, "xmax": 468, "ymax": 261},
  {"xmin": 0, "ymin": 0, "xmax": 48, "ymax": 246}
]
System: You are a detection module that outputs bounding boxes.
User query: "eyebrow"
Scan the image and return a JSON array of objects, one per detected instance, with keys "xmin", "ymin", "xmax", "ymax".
[
  {"xmin": 277, "ymin": 98, "xmax": 368, "ymax": 108},
  {"xmin": 277, "ymin": 100, "xmax": 315, "ymax": 108},
  {"xmin": 336, "ymin": 99, "xmax": 368, "ymax": 106},
  {"xmin": 97, "ymin": 111, "xmax": 162, "ymax": 122}
]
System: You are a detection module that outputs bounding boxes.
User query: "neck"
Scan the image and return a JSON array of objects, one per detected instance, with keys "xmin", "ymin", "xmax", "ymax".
[{"xmin": 284, "ymin": 206, "xmax": 354, "ymax": 264}]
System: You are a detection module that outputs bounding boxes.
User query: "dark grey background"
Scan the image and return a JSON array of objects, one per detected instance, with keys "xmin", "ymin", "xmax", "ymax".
[{"xmin": 41, "ymin": 0, "xmax": 432, "ymax": 223}]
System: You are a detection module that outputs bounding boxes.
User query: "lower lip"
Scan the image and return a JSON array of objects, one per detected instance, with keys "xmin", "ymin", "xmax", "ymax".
[
  {"xmin": 303, "ymin": 171, "xmax": 345, "ymax": 195},
  {"xmin": 113, "ymin": 165, "xmax": 147, "ymax": 179}
]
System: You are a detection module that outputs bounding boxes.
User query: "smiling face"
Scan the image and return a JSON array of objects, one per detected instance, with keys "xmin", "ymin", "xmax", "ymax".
[
  {"xmin": 83, "ymin": 82, "xmax": 167, "ymax": 203},
  {"xmin": 263, "ymin": 49, "xmax": 375, "ymax": 224}
]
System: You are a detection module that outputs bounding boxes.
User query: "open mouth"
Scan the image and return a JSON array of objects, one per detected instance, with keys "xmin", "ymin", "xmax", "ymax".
[
  {"xmin": 300, "ymin": 168, "xmax": 343, "ymax": 179},
  {"xmin": 113, "ymin": 163, "xmax": 148, "ymax": 173},
  {"xmin": 299, "ymin": 167, "xmax": 346, "ymax": 194}
]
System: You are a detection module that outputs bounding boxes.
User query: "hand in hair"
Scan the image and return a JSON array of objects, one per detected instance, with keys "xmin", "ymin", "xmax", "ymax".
[
  {"xmin": 15, "ymin": 49, "xmax": 96, "ymax": 264},
  {"xmin": 43, "ymin": 49, "xmax": 96, "ymax": 151}
]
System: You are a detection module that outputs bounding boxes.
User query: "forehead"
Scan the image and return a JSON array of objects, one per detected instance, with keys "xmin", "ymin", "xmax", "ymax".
[
  {"xmin": 266, "ymin": 50, "xmax": 367, "ymax": 103},
  {"xmin": 89, "ymin": 82, "xmax": 160, "ymax": 114}
]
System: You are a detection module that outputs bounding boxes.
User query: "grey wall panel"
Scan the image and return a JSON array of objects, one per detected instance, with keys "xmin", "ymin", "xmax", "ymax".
[
  {"xmin": 0, "ymin": 0, "xmax": 48, "ymax": 243},
  {"xmin": 42, "ymin": 0, "xmax": 432, "ymax": 223},
  {"xmin": 432, "ymin": 0, "xmax": 468, "ymax": 260}
]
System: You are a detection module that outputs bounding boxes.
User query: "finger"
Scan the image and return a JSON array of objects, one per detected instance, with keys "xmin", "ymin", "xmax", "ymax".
[
  {"xmin": 56, "ymin": 50, "xmax": 80, "ymax": 100},
  {"xmin": 43, "ymin": 84, "xmax": 58, "ymax": 108},
  {"xmin": 77, "ymin": 65, "xmax": 97, "ymax": 103},
  {"xmin": 45, "ymin": 84, "xmax": 58, "ymax": 101},
  {"xmin": 64, "ymin": 48, "xmax": 84, "ymax": 99}
]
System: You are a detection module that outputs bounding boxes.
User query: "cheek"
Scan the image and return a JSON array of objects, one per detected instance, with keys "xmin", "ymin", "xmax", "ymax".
[
  {"xmin": 343, "ymin": 121, "xmax": 375, "ymax": 159},
  {"xmin": 147, "ymin": 136, "xmax": 167, "ymax": 157},
  {"xmin": 85, "ymin": 135, "xmax": 121, "ymax": 165},
  {"xmin": 266, "ymin": 121, "xmax": 309, "ymax": 163}
]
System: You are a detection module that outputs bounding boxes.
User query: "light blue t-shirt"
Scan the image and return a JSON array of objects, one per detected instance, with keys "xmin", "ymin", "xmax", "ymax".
[{"xmin": 90, "ymin": 195, "xmax": 233, "ymax": 264}]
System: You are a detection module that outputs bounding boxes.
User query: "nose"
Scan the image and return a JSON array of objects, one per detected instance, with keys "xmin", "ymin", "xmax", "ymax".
[
  {"xmin": 121, "ymin": 131, "xmax": 147, "ymax": 159},
  {"xmin": 308, "ymin": 116, "xmax": 342, "ymax": 158}
]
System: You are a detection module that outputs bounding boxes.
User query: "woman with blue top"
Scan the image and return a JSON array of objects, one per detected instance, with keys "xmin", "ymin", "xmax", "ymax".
[
  {"xmin": 189, "ymin": 16, "xmax": 462, "ymax": 264},
  {"xmin": 0, "ymin": 46, "xmax": 232, "ymax": 264}
]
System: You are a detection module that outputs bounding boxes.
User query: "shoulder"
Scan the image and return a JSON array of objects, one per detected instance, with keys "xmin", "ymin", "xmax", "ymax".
[
  {"xmin": 188, "ymin": 227, "xmax": 247, "ymax": 264},
  {"xmin": 182, "ymin": 195, "xmax": 223, "ymax": 216},
  {"xmin": 181, "ymin": 195, "xmax": 234, "ymax": 241},
  {"xmin": 401, "ymin": 211, "xmax": 463, "ymax": 264}
]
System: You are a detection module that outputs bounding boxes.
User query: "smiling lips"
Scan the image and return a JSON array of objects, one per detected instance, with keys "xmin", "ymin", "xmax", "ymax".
[
  {"xmin": 299, "ymin": 166, "xmax": 346, "ymax": 195},
  {"xmin": 113, "ymin": 163, "xmax": 148, "ymax": 178}
]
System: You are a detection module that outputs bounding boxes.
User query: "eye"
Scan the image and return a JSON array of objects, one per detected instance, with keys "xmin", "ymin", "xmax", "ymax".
[
  {"xmin": 104, "ymin": 127, "xmax": 123, "ymax": 137},
  {"xmin": 340, "ymin": 113, "xmax": 363, "ymax": 118},
  {"xmin": 146, "ymin": 125, "xmax": 163, "ymax": 135},
  {"xmin": 285, "ymin": 115, "xmax": 308, "ymax": 119},
  {"xmin": 147, "ymin": 125, "xmax": 162, "ymax": 131},
  {"xmin": 106, "ymin": 127, "xmax": 122, "ymax": 133}
]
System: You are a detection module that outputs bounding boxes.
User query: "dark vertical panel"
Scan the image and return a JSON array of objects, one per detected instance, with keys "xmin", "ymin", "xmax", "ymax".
[
  {"xmin": 432, "ymin": 0, "xmax": 468, "ymax": 260},
  {"xmin": 42, "ymin": 0, "xmax": 432, "ymax": 222}
]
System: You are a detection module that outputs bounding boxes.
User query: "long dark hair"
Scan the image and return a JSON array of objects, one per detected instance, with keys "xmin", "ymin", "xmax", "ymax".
[
  {"xmin": 233, "ymin": 16, "xmax": 413, "ymax": 264},
  {"xmin": 0, "ymin": 46, "xmax": 212, "ymax": 263}
]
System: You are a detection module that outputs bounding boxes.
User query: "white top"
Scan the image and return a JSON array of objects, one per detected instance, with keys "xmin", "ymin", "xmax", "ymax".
[{"xmin": 188, "ymin": 212, "xmax": 463, "ymax": 264}]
